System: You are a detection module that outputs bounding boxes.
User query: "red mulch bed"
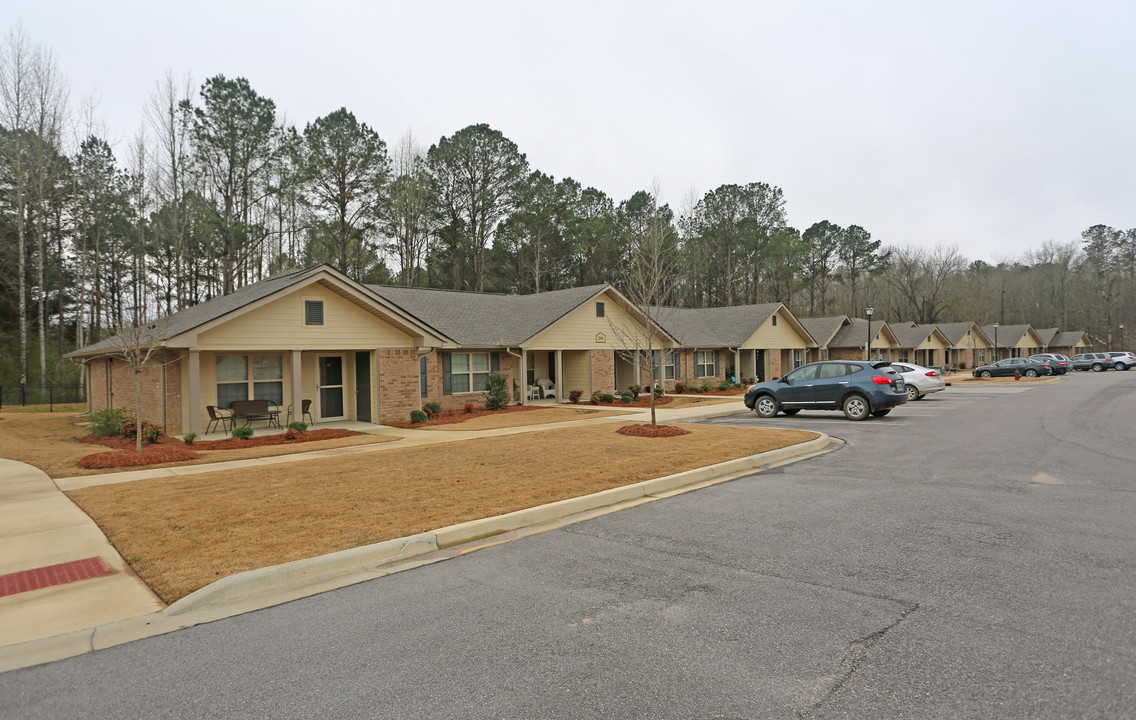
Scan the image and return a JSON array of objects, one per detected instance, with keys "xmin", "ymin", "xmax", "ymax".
[
  {"xmin": 676, "ymin": 387, "xmax": 747, "ymax": 396},
  {"xmin": 616, "ymin": 423, "xmax": 691, "ymax": 438},
  {"xmin": 76, "ymin": 429, "xmax": 361, "ymax": 469},
  {"xmin": 387, "ymin": 404, "xmax": 544, "ymax": 428},
  {"xmin": 566, "ymin": 395, "xmax": 675, "ymax": 408}
]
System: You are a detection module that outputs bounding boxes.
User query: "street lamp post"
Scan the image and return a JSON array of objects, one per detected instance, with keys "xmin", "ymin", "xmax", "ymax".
[
  {"xmin": 993, "ymin": 322, "xmax": 999, "ymax": 362},
  {"xmin": 865, "ymin": 307, "xmax": 874, "ymax": 361},
  {"xmin": 1120, "ymin": 324, "xmax": 1126, "ymax": 351}
]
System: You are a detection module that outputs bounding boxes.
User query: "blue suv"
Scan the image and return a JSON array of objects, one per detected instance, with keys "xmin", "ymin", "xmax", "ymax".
[{"xmin": 743, "ymin": 361, "xmax": 908, "ymax": 420}]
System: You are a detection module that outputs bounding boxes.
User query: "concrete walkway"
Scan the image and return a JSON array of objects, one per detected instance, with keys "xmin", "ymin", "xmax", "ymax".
[{"xmin": 2, "ymin": 396, "xmax": 798, "ymax": 669}]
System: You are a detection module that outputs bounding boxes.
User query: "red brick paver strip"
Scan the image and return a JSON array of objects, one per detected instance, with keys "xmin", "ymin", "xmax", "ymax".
[{"xmin": 0, "ymin": 557, "xmax": 110, "ymax": 598}]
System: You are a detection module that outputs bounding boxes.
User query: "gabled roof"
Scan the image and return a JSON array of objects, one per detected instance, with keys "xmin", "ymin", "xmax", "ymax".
[
  {"xmin": 650, "ymin": 303, "xmax": 814, "ymax": 347},
  {"xmin": 890, "ymin": 322, "xmax": 949, "ymax": 350},
  {"xmin": 1035, "ymin": 327, "xmax": 1059, "ymax": 346},
  {"xmin": 831, "ymin": 318, "xmax": 897, "ymax": 348},
  {"xmin": 651, "ymin": 307, "xmax": 725, "ymax": 346},
  {"xmin": 936, "ymin": 321, "xmax": 990, "ymax": 346},
  {"xmin": 798, "ymin": 316, "xmax": 850, "ymax": 347},
  {"xmin": 368, "ymin": 283, "xmax": 624, "ymax": 346},
  {"xmin": 980, "ymin": 324, "xmax": 1035, "ymax": 349},
  {"xmin": 1050, "ymin": 330, "xmax": 1089, "ymax": 348}
]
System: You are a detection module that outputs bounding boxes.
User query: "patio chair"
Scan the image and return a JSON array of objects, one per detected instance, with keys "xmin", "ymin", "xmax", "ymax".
[
  {"xmin": 206, "ymin": 405, "xmax": 232, "ymax": 434},
  {"xmin": 536, "ymin": 377, "xmax": 556, "ymax": 399},
  {"xmin": 287, "ymin": 398, "xmax": 314, "ymax": 425}
]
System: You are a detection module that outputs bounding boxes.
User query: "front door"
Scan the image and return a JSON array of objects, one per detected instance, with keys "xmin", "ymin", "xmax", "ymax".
[
  {"xmin": 355, "ymin": 351, "xmax": 371, "ymax": 423},
  {"xmin": 318, "ymin": 356, "xmax": 345, "ymax": 420}
]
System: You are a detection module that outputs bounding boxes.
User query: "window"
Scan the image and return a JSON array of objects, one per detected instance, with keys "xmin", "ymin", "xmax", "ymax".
[
  {"xmin": 784, "ymin": 364, "xmax": 819, "ymax": 382},
  {"xmin": 216, "ymin": 354, "xmax": 283, "ymax": 408},
  {"xmin": 305, "ymin": 300, "xmax": 324, "ymax": 325},
  {"xmin": 772, "ymin": 315, "xmax": 778, "ymax": 326},
  {"xmin": 818, "ymin": 363, "xmax": 850, "ymax": 379},
  {"xmin": 595, "ymin": 301, "xmax": 605, "ymax": 318},
  {"xmin": 792, "ymin": 349, "xmax": 804, "ymax": 368},
  {"xmin": 899, "ymin": 351, "xmax": 909, "ymax": 362},
  {"xmin": 694, "ymin": 350, "xmax": 717, "ymax": 378},
  {"xmin": 654, "ymin": 350, "xmax": 675, "ymax": 381},
  {"xmin": 448, "ymin": 352, "xmax": 491, "ymax": 393},
  {"xmin": 820, "ymin": 349, "xmax": 829, "ymax": 360}
]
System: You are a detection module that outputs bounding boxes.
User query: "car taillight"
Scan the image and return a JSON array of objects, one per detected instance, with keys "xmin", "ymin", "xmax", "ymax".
[
  {"xmin": 871, "ymin": 376, "xmax": 893, "ymax": 385},
  {"xmin": 925, "ymin": 371, "xmax": 938, "ymax": 377}
]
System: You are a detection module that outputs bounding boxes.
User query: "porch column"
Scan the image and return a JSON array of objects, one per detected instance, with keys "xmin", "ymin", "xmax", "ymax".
[
  {"xmin": 187, "ymin": 349, "xmax": 201, "ymax": 435},
  {"xmin": 519, "ymin": 351, "xmax": 529, "ymax": 405},
  {"xmin": 554, "ymin": 350, "xmax": 564, "ymax": 401},
  {"xmin": 290, "ymin": 350, "xmax": 303, "ymax": 424},
  {"xmin": 733, "ymin": 349, "xmax": 740, "ymax": 381}
]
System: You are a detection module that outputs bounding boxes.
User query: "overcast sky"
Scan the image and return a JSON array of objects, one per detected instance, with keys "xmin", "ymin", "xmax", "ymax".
[{"xmin": 9, "ymin": 1, "xmax": 1135, "ymax": 262}]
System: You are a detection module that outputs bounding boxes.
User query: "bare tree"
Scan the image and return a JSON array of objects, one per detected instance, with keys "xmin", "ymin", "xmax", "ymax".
[{"xmin": 98, "ymin": 316, "xmax": 174, "ymax": 453}]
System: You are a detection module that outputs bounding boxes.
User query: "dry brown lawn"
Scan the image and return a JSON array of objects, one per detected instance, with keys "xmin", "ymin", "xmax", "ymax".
[
  {"xmin": 67, "ymin": 422, "xmax": 817, "ymax": 604},
  {"xmin": 0, "ymin": 411, "xmax": 399, "ymax": 478}
]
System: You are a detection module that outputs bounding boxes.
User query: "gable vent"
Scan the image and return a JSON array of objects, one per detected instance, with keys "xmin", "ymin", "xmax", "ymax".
[{"xmin": 305, "ymin": 300, "xmax": 324, "ymax": 325}]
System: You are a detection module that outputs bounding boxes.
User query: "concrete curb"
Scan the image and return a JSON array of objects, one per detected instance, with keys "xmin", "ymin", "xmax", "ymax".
[{"xmin": 0, "ymin": 431, "xmax": 833, "ymax": 674}]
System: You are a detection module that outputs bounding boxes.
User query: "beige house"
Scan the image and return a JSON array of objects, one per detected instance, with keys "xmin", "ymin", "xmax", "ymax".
[
  {"xmin": 1047, "ymin": 330, "xmax": 1091, "ymax": 356},
  {"xmin": 652, "ymin": 303, "xmax": 815, "ymax": 385},
  {"xmin": 981, "ymin": 324, "xmax": 1045, "ymax": 360},
  {"xmin": 801, "ymin": 317, "xmax": 899, "ymax": 361},
  {"xmin": 70, "ymin": 266, "xmax": 451, "ymax": 435},
  {"xmin": 935, "ymin": 322, "xmax": 993, "ymax": 369},
  {"xmin": 799, "ymin": 315, "xmax": 850, "ymax": 363},
  {"xmin": 890, "ymin": 323, "xmax": 952, "ymax": 367}
]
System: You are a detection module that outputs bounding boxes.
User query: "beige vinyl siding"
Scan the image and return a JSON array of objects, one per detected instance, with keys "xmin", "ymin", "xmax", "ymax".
[
  {"xmin": 562, "ymin": 350, "xmax": 591, "ymax": 396},
  {"xmin": 955, "ymin": 329, "xmax": 985, "ymax": 349},
  {"xmin": 743, "ymin": 310, "xmax": 809, "ymax": 349},
  {"xmin": 198, "ymin": 285, "xmax": 413, "ymax": 351},
  {"xmin": 528, "ymin": 291, "xmax": 668, "ymax": 350},
  {"xmin": 916, "ymin": 335, "xmax": 948, "ymax": 351}
]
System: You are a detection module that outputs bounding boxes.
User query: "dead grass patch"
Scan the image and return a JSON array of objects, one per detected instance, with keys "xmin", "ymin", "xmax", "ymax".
[
  {"xmin": 616, "ymin": 424, "xmax": 690, "ymax": 438},
  {"xmin": 421, "ymin": 406, "xmax": 624, "ymax": 431},
  {"xmin": 68, "ymin": 423, "xmax": 818, "ymax": 603}
]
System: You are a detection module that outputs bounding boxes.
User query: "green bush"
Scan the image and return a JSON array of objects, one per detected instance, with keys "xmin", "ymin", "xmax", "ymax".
[
  {"xmin": 620, "ymin": 391, "xmax": 633, "ymax": 403},
  {"xmin": 700, "ymin": 381, "xmax": 713, "ymax": 393},
  {"xmin": 654, "ymin": 386, "xmax": 664, "ymax": 397},
  {"xmin": 590, "ymin": 390, "xmax": 605, "ymax": 404},
  {"xmin": 288, "ymin": 421, "xmax": 308, "ymax": 432},
  {"xmin": 568, "ymin": 389, "xmax": 583, "ymax": 404},
  {"xmin": 602, "ymin": 393, "xmax": 615, "ymax": 403},
  {"xmin": 410, "ymin": 409, "xmax": 428, "ymax": 424},
  {"xmin": 231, "ymin": 425, "xmax": 254, "ymax": 440},
  {"xmin": 119, "ymin": 418, "xmax": 163, "ymax": 443},
  {"xmin": 484, "ymin": 370, "xmax": 510, "ymax": 410},
  {"xmin": 674, "ymin": 381, "xmax": 687, "ymax": 394},
  {"xmin": 718, "ymin": 381, "xmax": 732, "ymax": 391},
  {"xmin": 424, "ymin": 401, "xmax": 442, "ymax": 416},
  {"xmin": 143, "ymin": 423, "xmax": 164, "ymax": 443},
  {"xmin": 88, "ymin": 408, "xmax": 133, "ymax": 437},
  {"xmin": 628, "ymin": 384, "xmax": 642, "ymax": 399},
  {"xmin": 182, "ymin": 432, "xmax": 196, "ymax": 446}
]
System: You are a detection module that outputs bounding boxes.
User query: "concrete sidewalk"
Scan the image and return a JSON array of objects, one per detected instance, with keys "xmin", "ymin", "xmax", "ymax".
[{"xmin": 2, "ymin": 396, "xmax": 804, "ymax": 670}]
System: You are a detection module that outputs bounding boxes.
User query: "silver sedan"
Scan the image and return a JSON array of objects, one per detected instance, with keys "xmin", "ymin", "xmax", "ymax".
[{"xmin": 887, "ymin": 362, "xmax": 947, "ymax": 400}]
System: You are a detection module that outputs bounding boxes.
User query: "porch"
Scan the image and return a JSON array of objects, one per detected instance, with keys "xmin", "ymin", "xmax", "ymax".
[{"xmin": 196, "ymin": 418, "xmax": 387, "ymax": 443}]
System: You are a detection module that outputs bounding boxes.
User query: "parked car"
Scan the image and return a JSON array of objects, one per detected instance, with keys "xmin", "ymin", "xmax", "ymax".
[
  {"xmin": 887, "ymin": 362, "xmax": 947, "ymax": 400},
  {"xmin": 971, "ymin": 357, "xmax": 1051, "ymax": 378},
  {"xmin": 1029, "ymin": 354, "xmax": 1069, "ymax": 375},
  {"xmin": 1105, "ymin": 351, "xmax": 1136, "ymax": 370},
  {"xmin": 1070, "ymin": 353, "xmax": 1113, "ymax": 372},
  {"xmin": 743, "ymin": 360, "xmax": 907, "ymax": 421}
]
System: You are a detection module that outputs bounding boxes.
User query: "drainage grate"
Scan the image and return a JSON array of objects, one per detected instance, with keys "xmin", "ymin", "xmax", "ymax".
[{"xmin": 0, "ymin": 556, "xmax": 111, "ymax": 598}]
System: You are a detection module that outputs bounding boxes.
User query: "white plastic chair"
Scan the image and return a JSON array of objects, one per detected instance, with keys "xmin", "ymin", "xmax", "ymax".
[{"xmin": 536, "ymin": 377, "xmax": 556, "ymax": 399}]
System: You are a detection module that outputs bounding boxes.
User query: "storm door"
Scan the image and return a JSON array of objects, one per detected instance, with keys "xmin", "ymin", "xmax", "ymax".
[{"xmin": 318, "ymin": 356, "xmax": 345, "ymax": 420}]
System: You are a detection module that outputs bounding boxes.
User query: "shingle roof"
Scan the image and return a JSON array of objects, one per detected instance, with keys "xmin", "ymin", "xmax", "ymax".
[
  {"xmin": 936, "ymin": 321, "xmax": 983, "ymax": 345},
  {"xmin": 798, "ymin": 316, "xmax": 849, "ymax": 347},
  {"xmin": 690, "ymin": 303, "xmax": 785, "ymax": 346},
  {"xmin": 1035, "ymin": 327, "xmax": 1059, "ymax": 346},
  {"xmin": 71, "ymin": 267, "xmax": 325, "ymax": 356},
  {"xmin": 890, "ymin": 323, "xmax": 942, "ymax": 349},
  {"xmin": 1050, "ymin": 330, "xmax": 1087, "ymax": 348},
  {"xmin": 981, "ymin": 324, "xmax": 1032, "ymax": 348},
  {"xmin": 831, "ymin": 318, "xmax": 889, "ymax": 348},
  {"xmin": 650, "ymin": 307, "xmax": 725, "ymax": 346},
  {"xmin": 368, "ymin": 283, "xmax": 609, "ymax": 346}
]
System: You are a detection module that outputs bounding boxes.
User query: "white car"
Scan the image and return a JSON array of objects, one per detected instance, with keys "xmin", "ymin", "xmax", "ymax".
[{"xmin": 887, "ymin": 362, "xmax": 946, "ymax": 400}]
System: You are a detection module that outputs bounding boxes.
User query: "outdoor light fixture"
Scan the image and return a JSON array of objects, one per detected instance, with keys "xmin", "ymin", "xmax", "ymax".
[{"xmin": 865, "ymin": 307, "xmax": 874, "ymax": 360}]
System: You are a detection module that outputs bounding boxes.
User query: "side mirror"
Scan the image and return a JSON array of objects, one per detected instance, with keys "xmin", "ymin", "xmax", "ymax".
[{"xmin": 778, "ymin": 377, "xmax": 790, "ymax": 384}]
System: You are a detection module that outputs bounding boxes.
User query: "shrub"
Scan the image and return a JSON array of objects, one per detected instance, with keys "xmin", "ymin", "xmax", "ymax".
[
  {"xmin": 464, "ymin": 401, "xmax": 475, "ymax": 413},
  {"xmin": 654, "ymin": 386, "xmax": 664, "ymax": 397},
  {"xmin": 674, "ymin": 381, "xmax": 687, "ymax": 394},
  {"xmin": 143, "ymin": 423, "xmax": 164, "ymax": 443},
  {"xmin": 718, "ymin": 381, "xmax": 732, "ymax": 391},
  {"xmin": 231, "ymin": 425, "xmax": 254, "ymax": 440},
  {"xmin": 568, "ymin": 389, "xmax": 583, "ymax": 404},
  {"xmin": 628, "ymin": 384, "xmax": 642, "ymax": 399},
  {"xmin": 283, "ymin": 428, "xmax": 301, "ymax": 441},
  {"xmin": 409, "ymin": 409, "xmax": 428, "ymax": 424},
  {"xmin": 741, "ymin": 376, "xmax": 754, "ymax": 385},
  {"xmin": 700, "ymin": 381, "xmax": 713, "ymax": 393},
  {"xmin": 424, "ymin": 401, "xmax": 442, "ymax": 416},
  {"xmin": 88, "ymin": 408, "xmax": 133, "ymax": 437},
  {"xmin": 182, "ymin": 432, "xmax": 196, "ymax": 446},
  {"xmin": 590, "ymin": 390, "xmax": 604, "ymax": 404},
  {"xmin": 620, "ymin": 391, "xmax": 634, "ymax": 403},
  {"xmin": 288, "ymin": 421, "xmax": 308, "ymax": 432},
  {"xmin": 484, "ymin": 370, "xmax": 510, "ymax": 410},
  {"xmin": 602, "ymin": 393, "xmax": 615, "ymax": 403}
]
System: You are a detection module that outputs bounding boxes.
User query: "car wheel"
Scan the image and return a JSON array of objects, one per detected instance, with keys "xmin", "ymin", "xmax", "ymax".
[
  {"xmin": 842, "ymin": 394, "xmax": 869, "ymax": 421},
  {"xmin": 781, "ymin": 408, "xmax": 800, "ymax": 415},
  {"xmin": 980, "ymin": 370, "xmax": 992, "ymax": 378},
  {"xmin": 871, "ymin": 409, "xmax": 891, "ymax": 417},
  {"xmin": 1025, "ymin": 369, "xmax": 1038, "ymax": 378},
  {"xmin": 906, "ymin": 385, "xmax": 919, "ymax": 401},
  {"xmin": 1092, "ymin": 363, "xmax": 1104, "ymax": 372},
  {"xmin": 1116, "ymin": 363, "xmax": 1126, "ymax": 370},
  {"xmin": 753, "ymin": 395, "xmax": 778, "ymax": 418}
]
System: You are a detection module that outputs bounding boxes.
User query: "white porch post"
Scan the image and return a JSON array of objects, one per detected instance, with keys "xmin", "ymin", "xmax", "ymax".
[
  {"xmin": 187, "ymin": 350, "xmax": 201, "ymax": 435},
  {"xmin": 290, "ymin": 350, "xmax": 303, "ymax": 424},
  {"xmin": 519, "ymin": 350, "xmax": 529, "ymax": 405},
  {"xmin": 733, "ymin": 349, "xmax": 740, "ymax": 381},
  {"xmin": 554, "ymin": 350, "xmax": 564, "ymax": 401}
]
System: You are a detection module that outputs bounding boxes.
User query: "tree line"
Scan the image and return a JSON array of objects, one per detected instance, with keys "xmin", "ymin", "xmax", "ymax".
[{"xmin": 2, "ymin": 26, "xmax": 1134, "ymax": 387}]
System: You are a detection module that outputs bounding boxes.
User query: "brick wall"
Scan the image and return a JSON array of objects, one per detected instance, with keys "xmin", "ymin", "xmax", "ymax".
[
  {"xmin": 421, "ymin": 350, "xmax": 518, "ymax": 414},
  {"xmin": 769, "ymin": 350, "xmax": 784, "ymax": 379},
  {"xmin": 378, "ymin": 349, "xmax": 421, "ymax": 424},
  {"xmin": 590, "ymin": 350, "xmax": 615, "ymax": 394},
  {"xmin": 84, "ymin": 352, "xmax": 183, "ymax": 434},
  {"xmin": 828, "ymin": 347, "xmax": 864, "ymax": 361}
]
